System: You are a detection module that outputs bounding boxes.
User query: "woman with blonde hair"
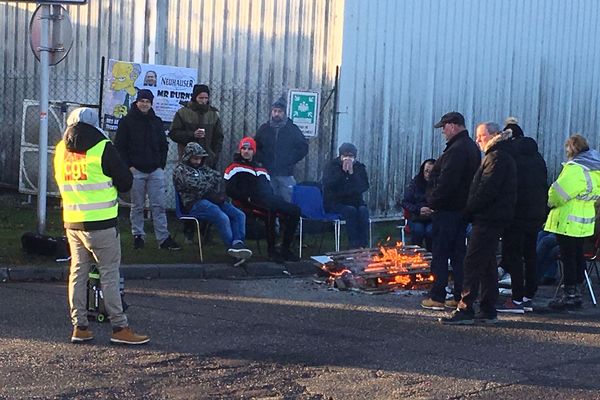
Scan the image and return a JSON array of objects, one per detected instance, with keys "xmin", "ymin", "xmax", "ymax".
[{"xmin": 545, "ymin": 134, "xmax": 600, "ymax": 309}]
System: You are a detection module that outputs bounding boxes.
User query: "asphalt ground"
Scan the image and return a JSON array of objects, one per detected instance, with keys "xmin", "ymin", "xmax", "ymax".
[{"xmin": 1, "ymin": 276, "xmax": 600, "ymax": 399}]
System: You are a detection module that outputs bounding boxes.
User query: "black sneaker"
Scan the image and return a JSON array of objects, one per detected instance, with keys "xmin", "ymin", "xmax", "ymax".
[
  {"xmin": 522, "ymin": 297, "xmax": 533, "ymax": 312},
  {"xmin": 439, "ymin": 309, "xmax": 475, "ymax": 325},
  {"xmin": 280, "ymin": 248, "xmax": 300, "ymax": 262},
  {"xmin": 159, "ymin": 236, "xmax": 181, "ymax": 251},
  {"xmin": 227, "ymin": 242, "xmax": 252, "ymax": 259},
  {"xmin": 474, "ymin": 311, "xmax": 499, "ymax": 324},
  {"xmin": 133, "ymin": 235, "xmax": 144, "ymax": 249}
]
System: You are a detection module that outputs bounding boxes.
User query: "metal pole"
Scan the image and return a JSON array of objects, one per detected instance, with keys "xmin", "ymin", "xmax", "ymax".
[
  {"xmin": 37, "ymin": 4, "xmax": 50, "ymax": 235},
  {"xmin": 330, "ymin": 66, "xmax": 340, "ymax": 160}
]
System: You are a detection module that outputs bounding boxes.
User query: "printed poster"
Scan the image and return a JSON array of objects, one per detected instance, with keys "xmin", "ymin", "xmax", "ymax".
[{"xmin": 102, "ymin": 59, "xmax": 197, "ymax": 130}]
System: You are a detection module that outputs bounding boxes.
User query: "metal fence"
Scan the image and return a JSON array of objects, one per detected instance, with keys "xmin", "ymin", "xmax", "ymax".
[{"xmin": 5, "ymin": 71, "xmax": 337, "ymax": 209}]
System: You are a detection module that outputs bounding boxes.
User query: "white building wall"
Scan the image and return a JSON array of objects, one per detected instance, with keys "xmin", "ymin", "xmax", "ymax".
[{"xmin": 337, "ymin": 0, "xmax": 600, "ymax": 215}]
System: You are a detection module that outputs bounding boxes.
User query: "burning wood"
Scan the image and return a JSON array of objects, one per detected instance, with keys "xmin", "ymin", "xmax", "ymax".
[{"xmin": 315, "ymin": 242, "xmax": 433, "ymax": 292}]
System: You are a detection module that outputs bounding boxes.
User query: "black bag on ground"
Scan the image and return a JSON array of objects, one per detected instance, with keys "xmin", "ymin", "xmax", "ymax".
[{"xmin": 21, "ymin": 232, "xmax": 70, "ymax": 261}]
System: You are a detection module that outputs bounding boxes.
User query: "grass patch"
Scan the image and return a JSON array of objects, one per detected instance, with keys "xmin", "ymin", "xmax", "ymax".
[{"xmin": 0, "ymin": 191, "xmax": 404, "ymax": 266}]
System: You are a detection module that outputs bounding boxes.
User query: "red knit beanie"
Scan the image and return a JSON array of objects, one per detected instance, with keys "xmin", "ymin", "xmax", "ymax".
[{"xmin": 239, "ymin": 137, "xmax": 256, "ymax": 152}]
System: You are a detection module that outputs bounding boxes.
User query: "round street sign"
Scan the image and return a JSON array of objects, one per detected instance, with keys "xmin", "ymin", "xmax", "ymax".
[{"xmin": 29, "ymin": 4, "xmax": 74, "ymax": 66}]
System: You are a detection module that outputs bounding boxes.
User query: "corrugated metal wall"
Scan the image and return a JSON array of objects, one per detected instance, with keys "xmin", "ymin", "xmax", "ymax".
[
  {"xmin": 0, "ymin": 0, "xmax": 344, "ymax": 190},
  {"xmin": 337, "ymin": 0, "xmax": 600, "ymax": 216}
]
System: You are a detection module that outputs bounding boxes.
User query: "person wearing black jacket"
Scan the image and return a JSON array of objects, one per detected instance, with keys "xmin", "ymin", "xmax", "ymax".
[
  {"xmin": 421, "ymin": 112, "xmax": 481, "ymax": 311},
  {"xmin": 255, "ymin": 97, "xmax": 309, "ymax": 202},
  {"xmin": 322, "ymin": 143, "xmax": 370, "ymax": 248},
  {"xmin": 497, "ymin": 117, "xmax": 548, "ymax": 314},
  {"xmin": 401, "ymin": 158, "xmax": 436, "ymax": 250},
  {"xmin": 224, "ymin": 137, "xmax": 301, "ymax": 262},
  {"xmin": 115, "ymin": 89, "xmax": 179, "ymax": 251},
  {"xmin": 442, "ymin": 122, "xmax": 517, "ymax": 325}
]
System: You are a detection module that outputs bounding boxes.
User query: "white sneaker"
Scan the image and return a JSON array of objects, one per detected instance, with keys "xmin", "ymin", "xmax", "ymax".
[
  {"xmin": 227, "ymin": 242, "xmax": 252, "ymax": 259},
  {"xmin": 498, "ymin": 273, "xmax": 511, "ymax": 287}
]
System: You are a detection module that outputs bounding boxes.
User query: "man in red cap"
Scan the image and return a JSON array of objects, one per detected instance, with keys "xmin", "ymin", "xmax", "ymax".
[{"xmin": 224, "ymin": 137, "xmax": 301, "ymax": 262}]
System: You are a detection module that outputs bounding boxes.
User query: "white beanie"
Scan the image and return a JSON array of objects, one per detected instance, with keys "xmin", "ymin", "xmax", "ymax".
[{"xmin": 67, "ymin": 107, "xmax": 99, "ymax": 128}]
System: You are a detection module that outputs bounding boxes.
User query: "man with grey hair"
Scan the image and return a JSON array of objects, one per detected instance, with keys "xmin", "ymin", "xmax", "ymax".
[{"xmin": 441, "ymin": 121, "xmax": 517, "ymax": 325}]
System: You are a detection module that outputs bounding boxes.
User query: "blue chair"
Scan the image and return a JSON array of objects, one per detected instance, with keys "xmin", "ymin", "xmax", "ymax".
[
  {"xmin": 174, "ymin": 193, "xmax": 203, "ymax": 261},
  {"xmin": 291, "ymin": 185, "xmax": 341, "ymax": 258}
]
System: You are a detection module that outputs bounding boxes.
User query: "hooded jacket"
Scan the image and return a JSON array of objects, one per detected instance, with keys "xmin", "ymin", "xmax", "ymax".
[
  {"xmin": 57, "ymin": 119, "xmax": 132, "ymax": 230},
  {"xmin": 466, "ymin": 132, "xmax": 517, "ymax": 227},
  {"xmin": 172, "ymin": 143, "xmax": 223, "ymax": 212},
  {"xmin": 114, "ymin": 102, "xmax": 168, "ymax": 173},
  {"xmin": 254, "ymin": 118, "xmax": 308, "ymax": 176},
  {"xmin": 505, "ymin": 136, "xmax": 548, "ymax": 229},
  {"xmin": 545, "ymin": 149, "xmax": 600, "ymax": 237},
  {"xmin": 427, "ymin": 130, "xmax": 481, "ymax": 212},
  {"xmin": 322, "ymin": 157, "xmax": 369, "ymax": 209},
  {"xmin": 169, "ymin": 101, "xmax": 224, "ymax": 167}
]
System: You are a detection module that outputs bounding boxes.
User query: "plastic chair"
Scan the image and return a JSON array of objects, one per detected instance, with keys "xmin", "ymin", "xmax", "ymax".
[
  {"xmin": 174, "ymin": 193, "xmax": 203, "ymax": 262},
  {"xmin": 291, "ymin": 185, "xmax": 341, "ymax": 258}
]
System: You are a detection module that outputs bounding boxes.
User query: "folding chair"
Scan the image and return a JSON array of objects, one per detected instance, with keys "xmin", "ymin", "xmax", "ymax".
[
  {"xmin": 291, "ymin": 185, "xmax": 341, "ymax": 258},
  {"xmin": 583, "ymin": 235, "xmax": 600, "ymax": 305},
  {"xmin": 174, "ymin": 193, "xmax": 203, "ymax": 261},
  {"xmin": 554, "ymin": 253, "xmax": 597, "ymax": 306}
]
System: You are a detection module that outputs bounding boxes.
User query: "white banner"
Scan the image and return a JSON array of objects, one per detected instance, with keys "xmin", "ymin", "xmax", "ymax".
[{"xmin": 102, "ymin": 59, "xmax": 197, "ymax": 130}]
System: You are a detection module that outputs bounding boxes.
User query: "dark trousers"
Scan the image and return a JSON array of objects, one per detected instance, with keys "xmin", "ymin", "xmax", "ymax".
[
  {"xmin": 256, "ymin": 196, "xmax": 301, "ymax": 251},
  {"xmin": 556, "ymin": 234, "xmax": 586, "ymax": 286},
  {"xmin": 502, "ymin": 225, "xmax": 538, "ymax": 301},
  {"xmin": 429, "ymin": 211, "xmax": 467, "ymax": 302},
  {"xmin": 330, "ymin": 204, "xmax": 370, "ymax": 248},
  {"xmin": 459, "ymin": 223, "xmax": 502, "ymax": 316}
]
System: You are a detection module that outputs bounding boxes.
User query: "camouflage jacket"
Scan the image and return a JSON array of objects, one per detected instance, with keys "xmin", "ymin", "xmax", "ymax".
[{"xmin": 173, "ymin": 142, "xmax": 222, "ymax": 212}]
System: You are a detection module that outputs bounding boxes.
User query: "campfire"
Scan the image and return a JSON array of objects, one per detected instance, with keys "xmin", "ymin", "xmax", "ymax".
[{"xmin": 315, "ymin": 241, "xmax": 433, "ymax": 293}]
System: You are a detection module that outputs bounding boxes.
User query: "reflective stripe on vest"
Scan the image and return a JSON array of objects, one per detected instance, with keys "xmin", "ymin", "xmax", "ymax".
[
  {"xmin": 63, "ymin": 199, "xmax": 118, "ymax": 211},
  {"xmin": 60, "ymin": 181, "xmax": 113, "ymax": 192},
  {"xmin": 54, "ymin": 139, "xmax": 118, "ymax": 223},
  {"xmin": 567, "ymin": 214, "xmax": 595, "ymax": 225},
  {"xmin": 551, "ymin": 181, "xmax": 571, "ymax": 202}
]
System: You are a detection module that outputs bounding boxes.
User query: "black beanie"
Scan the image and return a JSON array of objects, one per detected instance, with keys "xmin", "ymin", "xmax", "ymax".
[
  {"xmin": 271, "ymin": 96, "xmax": 287, "ymax": 111},
  {"xmin": 191, "ymin": 84, "xmax": 210, "ymax": 102},
  {"xmin": 136, "ymin": 89, "xmax": 154, "ymax": 104},
  {"xmin": 339, "ymin": 142, "xmax": 357, "ymax": 157}
]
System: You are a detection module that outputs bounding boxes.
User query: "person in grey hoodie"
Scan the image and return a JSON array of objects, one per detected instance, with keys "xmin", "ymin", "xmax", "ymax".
[{"xmin": 173, "ymin": 142, "xmax": 252, "ymax": 261}]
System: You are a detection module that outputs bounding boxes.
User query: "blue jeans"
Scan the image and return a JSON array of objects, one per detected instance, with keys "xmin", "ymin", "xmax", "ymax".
[
  {"xmin": 189, "ymin": 200, "xmax": 246, "ymax": 248},
  {"xmin": 429, "ymin": 211, "xmax": 467, "ymax": 302},
  {"xmin": 408, "ymin": 220, "xmax": 433, "ymax": 250},
  {"xmin": 330, "ymin": 204, "xmax": 370, "ymax": 248},
  {"xmin": 536, "ymin": 231, "xmax": 559, "ymax": 281}
]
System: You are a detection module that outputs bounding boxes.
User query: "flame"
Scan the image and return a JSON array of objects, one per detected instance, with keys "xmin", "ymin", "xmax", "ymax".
[{"xmin": 321, "ymin": 242, "xmax": 433, "ymax": 290}]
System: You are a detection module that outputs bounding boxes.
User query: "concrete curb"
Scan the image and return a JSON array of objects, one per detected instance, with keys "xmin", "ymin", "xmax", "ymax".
[{"xmin": 1, "ymin": 261, "xmax": 317, "ymax": 282}]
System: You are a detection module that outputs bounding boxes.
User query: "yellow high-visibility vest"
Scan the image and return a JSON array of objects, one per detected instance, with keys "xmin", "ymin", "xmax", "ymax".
[
  {"xmin": 54, "ymin": 140, "xmax": 118, "ymax": 223},
  {"xmin": 545, "ymin": 161, "xmax": 600, "ymax": 237}
]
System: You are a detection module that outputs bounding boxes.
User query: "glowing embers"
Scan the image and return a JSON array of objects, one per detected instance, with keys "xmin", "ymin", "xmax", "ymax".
[{"xmin": 319, "ymin": 241, "xmax": 433, "ymax": 292}]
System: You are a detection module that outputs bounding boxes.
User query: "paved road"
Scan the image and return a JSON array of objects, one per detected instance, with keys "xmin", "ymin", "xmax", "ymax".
[{"xmin": 1, "ymin": 278, "xmax": 600, "ymax": 399}]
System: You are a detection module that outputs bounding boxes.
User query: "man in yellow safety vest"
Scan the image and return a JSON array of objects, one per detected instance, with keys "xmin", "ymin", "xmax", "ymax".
[{"xmin": 54, "ymin": 107, "xmax": 149, "ymax": 345}]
